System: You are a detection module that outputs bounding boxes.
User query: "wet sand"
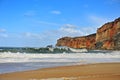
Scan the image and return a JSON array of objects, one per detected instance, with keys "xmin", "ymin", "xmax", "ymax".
[{"xmin": 0, "ymin": 63, "xmax": 120, "ymax": 80}]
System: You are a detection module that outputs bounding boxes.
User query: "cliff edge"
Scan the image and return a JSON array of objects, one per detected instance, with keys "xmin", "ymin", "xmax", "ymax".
[{"xmin": 56, "ymin": 17, "xmax": 120, "ymax": 50}]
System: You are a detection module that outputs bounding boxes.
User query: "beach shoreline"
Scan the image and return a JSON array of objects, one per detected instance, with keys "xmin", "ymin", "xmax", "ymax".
[{"xmin": 0, "ymin": 62, "xmax": 120, "ymax": 80}]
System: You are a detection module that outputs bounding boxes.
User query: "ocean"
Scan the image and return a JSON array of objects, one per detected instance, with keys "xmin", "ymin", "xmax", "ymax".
[{"xmin": 0, "ymin": 51, "xmax": 120, "ymax": 74}]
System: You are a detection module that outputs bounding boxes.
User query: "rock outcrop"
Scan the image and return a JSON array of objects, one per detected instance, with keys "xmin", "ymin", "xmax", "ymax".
[
  {"xmin": 56, "ymin": 33, "xmax": 96, "ymax": 49},
  {"xmin": 96, "ymin": 17, "xmax": 120, "ymax": 50},
  {"xmin": 114, "ymin": 33, "xmax": 120, "ymax": 50},
  {"xmin": 56, "ymin": 17, "xmax": 120, "ymax": 50}
]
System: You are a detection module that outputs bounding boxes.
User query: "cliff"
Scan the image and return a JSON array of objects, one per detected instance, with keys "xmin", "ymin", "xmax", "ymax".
[
  {"xmin": 96, "ymin": 17, "xmax": 120, "ymax": 50},
  {"xmin": 56, "ymin": 33, "xmax": 96, "ymax": 49},
  {"xmin": 56, "ymin": 17, "xmax": 120, "ymax": 50}
]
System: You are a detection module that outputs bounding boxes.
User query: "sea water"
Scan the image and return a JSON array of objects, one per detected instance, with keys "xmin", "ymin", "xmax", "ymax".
[{"xmin": 0, "ymin": 51, "xmax": 120, "ymax": 74}]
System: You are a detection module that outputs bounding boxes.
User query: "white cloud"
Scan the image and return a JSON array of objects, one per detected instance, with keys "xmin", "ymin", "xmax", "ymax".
[
  {"xmin": 0, "ymin": 28, "xmax": 6, "ymax": 32},
  {"xmin": 0, "ymin": 33, "xmax": 8, "ymax": 38},
  {"xmin": 50, "ymin": 10, "xmax": 61, "ymax": 15},
  {"xmin": 58, "ymin": 24, "xmax": 97, "ymax": 37},
  {"xmin": 59, "ymin": 24, "xmax": 84, "ymax": 37}
]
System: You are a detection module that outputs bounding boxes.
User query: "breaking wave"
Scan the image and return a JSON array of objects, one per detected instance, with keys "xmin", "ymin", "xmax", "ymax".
[{"xmin": 0, "ymin": 51, "xmax": 120, "ymax": 63}]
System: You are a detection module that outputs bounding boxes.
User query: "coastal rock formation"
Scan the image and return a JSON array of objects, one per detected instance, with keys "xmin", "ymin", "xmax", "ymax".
[
  {"xmin": 56, "ymin": 17, "xmax": 120, "ymax": 50},
  {"xmin": 56, "ymin": 33, "xmax": 96, "ymax": 49},
  {"xmin": 96, "ymin": 17, "xmax": 120, "ymax": 49},
  {"xmin": 114, "ymin": 33, "xmax": 120, "ymax": 50}
]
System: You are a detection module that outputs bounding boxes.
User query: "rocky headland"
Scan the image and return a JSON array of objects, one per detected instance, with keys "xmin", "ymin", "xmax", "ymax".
[{"xmin": 56, "ymin": 17, "xmax": 120, "ymax": 50}]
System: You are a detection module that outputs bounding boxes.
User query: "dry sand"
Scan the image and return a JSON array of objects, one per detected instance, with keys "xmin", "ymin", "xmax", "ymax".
[{"xmin": 0, "ymin": 63, "xmax": 120, "ymax": 80}]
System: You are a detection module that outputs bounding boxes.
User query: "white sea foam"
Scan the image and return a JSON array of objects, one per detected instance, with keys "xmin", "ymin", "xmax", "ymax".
[{"xmin": 0, "ymin": 51, "xmax": 120, "ymax": 63}]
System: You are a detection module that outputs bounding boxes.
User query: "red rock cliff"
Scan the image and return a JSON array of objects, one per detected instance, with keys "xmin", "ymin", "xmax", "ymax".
[
  {"xmin": 96, "ymin": 17, "xmax": 120, "ymax": 49},
  {"xmin": 56, "ymin": 17, "xmax": 120, "ymax": 50},
  {"xmin": 56, "ymin": 33, "xmax": 96, "ymax": 49}
]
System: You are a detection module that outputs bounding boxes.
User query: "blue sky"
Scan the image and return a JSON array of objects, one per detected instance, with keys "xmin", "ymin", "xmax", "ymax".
[{"xmin": 0, "ymin": 0, "xmax": 120, "ymax": 47}]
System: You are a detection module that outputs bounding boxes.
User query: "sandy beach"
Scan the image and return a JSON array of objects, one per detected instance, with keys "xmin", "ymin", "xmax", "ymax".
[{"xmin": 0, "ymin": 63, "xmax": 120, "ymax": 80}]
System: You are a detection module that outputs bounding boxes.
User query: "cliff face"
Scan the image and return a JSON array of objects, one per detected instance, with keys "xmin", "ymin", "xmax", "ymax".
[
  {"xmin": 96, "ymin": 18, "xmax": 120, "ymax": 49},
  {"xmin": 56, "ymin": 34, "xmax": 96, "ymax": 49},
  {"xmin": 56, "ymin": 17, "xmax": 120, "ymax": 50},
  {"xmin": 86, "ymin": 34, "xmax": 96, "ymax": 49},
  {"xmin": 114, "ymin": 33, "xmax": 120, "ymax": 50}
]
